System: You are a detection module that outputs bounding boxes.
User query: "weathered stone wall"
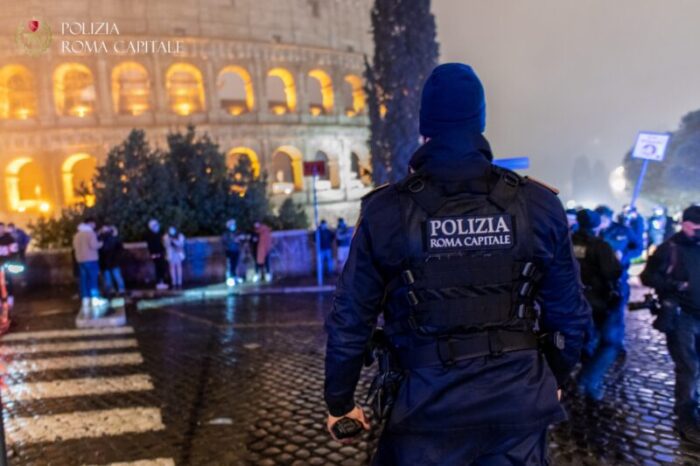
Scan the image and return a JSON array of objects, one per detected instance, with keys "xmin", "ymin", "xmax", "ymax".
[{"xmin": 25, "ymin": 229, "xmax": 322, "ymax": 288}]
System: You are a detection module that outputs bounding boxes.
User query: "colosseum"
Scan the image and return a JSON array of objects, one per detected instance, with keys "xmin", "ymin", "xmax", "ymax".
[{"xmin": 0, "ymin": 0, "xmax": 374, "ymax": 227}]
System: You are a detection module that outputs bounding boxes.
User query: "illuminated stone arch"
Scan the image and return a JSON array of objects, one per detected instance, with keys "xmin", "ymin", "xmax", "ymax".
[
  {"xmin": 266, "ymin": 68, "xmax": 297, "ymax": 114},
  {"xmin": 62, "ymin": 153, "xmax": 97, "ymax": 206},
  {"xmin": 344, "ymin": 74, "xmax": 366, "ymax": 117},
  {"xmin": 165, "ymin": 63, "xmax": 206, "ymax": 116},
  {"xmin": 227, "ymin": 147, "xmax": 260, "ymax": 177},
  {"xmin": 111, "ymin": 62, "xmax": 151, "ymax": 116},
  {"xmin": 0, "ymin": 64, "xmax": 37, "ymax": 120},
  {"xmin": 314, "ymin": 150, "xmax": 341, "ymax": 189},
  {"xmin": 6, "ymin": 157, "xmax": 50, "ymax": 213},
  {"xmin": 218, "ymin": 66, "xmax": 254, "ymax": 115},
  {"xmin": 53, "ymin": 63, "xmax": 96, "ymax": 117},
  {"xmin": 307, "ymin": 69, "xmax": 334, "ymax": 116},
  {"xmin": 350, "ymin": 151, "xmax": 372, "ymax": 186},
  {"xmin": 270, "ymin": 145, "xmax": 303, "ymax": 193}
]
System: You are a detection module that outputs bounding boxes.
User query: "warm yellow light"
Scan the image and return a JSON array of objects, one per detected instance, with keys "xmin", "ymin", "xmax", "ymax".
[
  {"xmin": 346, "ymin": 109, "xmax": 357, "ymax": 117},
  {"xmin": 310, "ymin": 106, "xmax": 322, "ymax": 117},
  {"xmin": 16, "ymin": 205, "xmax": 26, "ymax": 213},
  {"xmin": 344, "ymin": 75, "xmax": 366, "ymax": 116},
  {"xmin": 308, "ymin": 69, "xmax": 334, "ymax": 115},
  {"xmin": 267, "ymin": 68, "xmax": 297, "ymax": 113},
  {"xmin": 0, "ymin": 64, "xmax": 38, "ymax": 120},
  {"xmin": 38, "ymin": 201, "xmax": 50, "ymax": 213},
  {"xmin": 380, "ymin": 104, "xmax": 387, "ymax": 118},
  {"xmin": 85, "ymin": 194, "xmax": 95, "ymax": 207},
  {"xmin": 228, "ymin": 105, "xmax": 245, "ymax": 116},
  {"xmin": 271, "ymin": 105, "xmax": 287, "ymax": 115},
  {"xmin": 15, "ymin": 108, "xmax": 30, "ymax": 120},
  {"xmin": 175, "ymin": 102, "xmax": 192, "ymax": 116},
  {"xmin": 70, "ymin": 105, "xmax": 91, "ymax": 118},
  {"xmin": 128, "ymin": 103, "xmax": 148, "ymax": 116}
]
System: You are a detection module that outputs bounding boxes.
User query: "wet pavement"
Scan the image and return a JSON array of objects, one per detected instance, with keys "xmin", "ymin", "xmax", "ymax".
[{"xmin": 1, "ymin": 287, "xmax": 700, "ymax": 465}]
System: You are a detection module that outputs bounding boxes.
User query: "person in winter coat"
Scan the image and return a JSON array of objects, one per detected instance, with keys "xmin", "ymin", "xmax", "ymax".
[
  {"xmin": 164, "ymin": 226, "xmax": 186, "ymax": 289},
  {"xmin": 318, "ymin": 219, "xmax": 336, "ymax": 276},
  {"xmin": 98, "ymin": 225, "xmax": 126, "ymax": 296},
  {"xmin": 324, "ymin": 63, "xmax": 591, "ymax": 466},
  {"xmin": 73, "ymin": 218, "xmax": 106, "ymax": 314},
  {"xmin": 222, "ymin": 219, "xmax": 243, "ymax": 285},
  {"xmin": 252, "ymin": 221, "xmax": 272, "ymax": 282},
  {"xmin": 146, "ymin": 219, "xmax": 168, "ymax": 290},
  {"xmin": 335, "ymin": 218, "xmax": 352, "ymax": 270}
]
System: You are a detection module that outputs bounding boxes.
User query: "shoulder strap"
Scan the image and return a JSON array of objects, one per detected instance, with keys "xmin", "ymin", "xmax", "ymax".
[
  {"xmin": 666, "ymin": 242, "xmax": 678, "ymax": 275},
  {"xmin": 487, "ymin": 167, "xmax": 522, "ymax": 211}
]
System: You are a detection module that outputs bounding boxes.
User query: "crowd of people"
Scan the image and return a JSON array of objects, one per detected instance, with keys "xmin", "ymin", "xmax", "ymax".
[{"xmin": 567, "ymin": 201, "xmax": 700, "ymax": 442}]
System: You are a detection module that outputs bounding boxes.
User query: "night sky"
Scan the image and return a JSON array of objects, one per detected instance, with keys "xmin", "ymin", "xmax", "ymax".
[{"xmin": 433, "ymin": 0, "xmax": 700, "ymax": 206}]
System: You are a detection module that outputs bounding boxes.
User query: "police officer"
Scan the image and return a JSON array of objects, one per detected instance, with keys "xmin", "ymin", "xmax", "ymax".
[
  {"xmin": 572, "ymin": 210, "xmax": 623, "ymax": 400},
  {"xmin": 641, "ymin": 205, "xmax": 700, "ymax": 443},
  {"xmin": 324, "ymin": 63, "xmax": 592, "ymax": 465}
]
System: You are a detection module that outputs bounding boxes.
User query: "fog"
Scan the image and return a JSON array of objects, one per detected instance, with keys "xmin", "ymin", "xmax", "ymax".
[{"xmin": 433, "ymin": 0, "xmax": 700, "ymax": 206}]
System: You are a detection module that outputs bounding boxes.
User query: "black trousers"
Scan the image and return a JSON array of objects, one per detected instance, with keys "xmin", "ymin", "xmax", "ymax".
[
  {"xmin": 153, "ymin": 257, "xmax": 167, "ymax": 284},
  {"xmin": 372, "ymin": 427, "xmax": 549, "ymax": 466}
]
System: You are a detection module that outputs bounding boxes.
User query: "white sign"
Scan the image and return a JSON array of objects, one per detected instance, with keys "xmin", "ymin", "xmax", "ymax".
[{"xmin": 632, "ymin": 132, "xmax": 670, "ymax": 162}]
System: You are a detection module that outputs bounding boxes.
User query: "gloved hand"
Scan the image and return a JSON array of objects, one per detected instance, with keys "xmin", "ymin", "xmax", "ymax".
[{"xmin": 327, "ymin": 406, "xmax": 370, "ymax": 443}]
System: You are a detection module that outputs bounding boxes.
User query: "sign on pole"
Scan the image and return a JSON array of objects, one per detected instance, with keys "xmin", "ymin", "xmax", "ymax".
[
  {"xmin": 632, "ymin": 132, "xmax": 670, "ymax": 162},
  {"xmin": 630, "ymin": 131, "xmax": 671, "ymax": 208},
  {"xmin": 493, "ymin": 157, "xmax": 530, "ymax": 170},
  {"xmin": 303, "ymin": 161, "xmax": 327, "ymax": 287}
]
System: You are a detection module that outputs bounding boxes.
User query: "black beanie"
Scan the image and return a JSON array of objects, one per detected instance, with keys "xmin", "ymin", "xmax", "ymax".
[
  {"xmin": 683, "ymin": 205, "xmax": 700, "ymax": 224},
  {"xmin": 419, "ymin": 63, "xmax": 486, "ymax": 138},
  {"xmin": 577, "ymin": 209, "xmax": 601, "ymax": 231}
]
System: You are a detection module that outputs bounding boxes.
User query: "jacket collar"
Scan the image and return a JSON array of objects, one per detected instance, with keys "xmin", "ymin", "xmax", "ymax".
[{"xmin": 409, "ymin": 130, "xmax": 493, "ymax": 182}]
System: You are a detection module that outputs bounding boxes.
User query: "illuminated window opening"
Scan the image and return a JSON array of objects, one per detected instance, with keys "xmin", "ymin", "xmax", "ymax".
[
  {"xmin": 218, "ymin": 66, "xmax": 254, "ymax": 116},
  {"xmin": 166, "ymin": 63, "xmax": 206, "ymax": 116},
  {"xmin": 270, "ymin": 146, "xmax": 303, "ymax": 194},
  {"xmin": 308, "ymin": 69, "xmax": 334, "ymax": 116},
  {"xmin": 62, "ymin": 153, "xmax": 97, "ymax": 206},
  {"xmin": 6, "ymin": 157, "xmax": 50, "ymax": 213},
  {"xmin": 350, "ymin": 151, "xmax": 372, "ymax": 187},
  {"xmin": 0, "ymin": 65, "xmax": 37, "ymax": 120},
  {"xmin": 227, "ymin": 147, "xmax": 260, "ymax": 177},
  {"xmin": 344, "ymin": 75, "xmax": 366, "ymax": 117},
  {"xmin": 112, "ymin": 62, "xmax": 150, "ymax": 116},
  {"xmin": 266, "ymin": 68, "xmax": 296, "ymax": 115},
  {"xmin": 54, "ymin": 63, "xmax": 96, "ymax": 117}
]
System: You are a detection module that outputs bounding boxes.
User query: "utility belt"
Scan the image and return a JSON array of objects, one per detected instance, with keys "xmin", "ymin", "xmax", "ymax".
[{"xmin": 397, "ymin": 329, "xmax": 544, "ymax": 369}]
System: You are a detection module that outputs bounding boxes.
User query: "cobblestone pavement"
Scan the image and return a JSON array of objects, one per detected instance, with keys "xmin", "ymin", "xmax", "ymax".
[{"xmin": 2, "ymin": 287, "xmax": 700, "ymax": 465}]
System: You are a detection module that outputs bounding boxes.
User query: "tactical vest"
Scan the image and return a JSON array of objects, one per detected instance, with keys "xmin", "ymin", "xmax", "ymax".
[{"xmin": 383, "ymin": 166, "xmax": 542, "ymax": 369}]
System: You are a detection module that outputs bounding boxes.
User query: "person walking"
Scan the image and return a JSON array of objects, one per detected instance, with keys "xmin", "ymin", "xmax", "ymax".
[
  {"xmin": 73, "ymin": 218, "xmax": 106, "ymax": 315},
  {"xmin": 222, "ymin": 219, "xmax": 243, "ymax": 286},
  {"xmin": 7, "ymin": 223, "xmax": 30, "ymax": 263},
  {"xmin": 98, "ymin": 225, "xmax": 126, "ymax": 296},
  {"xmin": 324, "ymin": 63, "xmax": 591, "ymax": 465},
  {"xmin": 0, "ymin": 222, "xmax": 19, "ymax": 327},
  {"xmin": 318, "ymin": 219, "xmax": 335, "ymax": 276},
  {"xmin": 146, "ymin": 219, "xmax": 168, "ymax": 290},
  {"xmin": 571, "ymin": 209, "xmax": 623, "ymax": 400},
  {"xmin": 641, "ymin": 205, "xmax": 700, "ymax": 443},
  {"xmin": 163, "ymin": 226, "xmax": 186, "ymax": 289},
  {"xmin": 252, "ymin": 221, "xmax": 272, "ymax": 282},
  {"xmin": 335, "ymin": 218, "xmax": 352, "ymax": 270}
]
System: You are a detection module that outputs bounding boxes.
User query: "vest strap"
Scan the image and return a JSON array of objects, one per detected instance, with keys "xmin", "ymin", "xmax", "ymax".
[{"xmin": 397, "ymin": 330, "xmax": 539, "ymax": 368}]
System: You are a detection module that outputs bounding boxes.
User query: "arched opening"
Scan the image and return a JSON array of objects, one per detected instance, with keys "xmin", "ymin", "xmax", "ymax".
[
  {"xmin": 226, "ymin": 147, "xmax": 260, "ymax": 177},
  {"xmin": 165, "ymin": 63, "xmax": 205, "ymax": 116},
  {"xmin": 53, "ymin": 63, "xmax": 96, "ymax": 117},
  {"xmin": 111, "ymin": 62, "xmax": 150, "ymax": 116},
  {"xmin": 270, "ymin": 146, "xmax": 303, "ymax": 194},
  {"xmin": 344, "ymin": 75, "xmax": 366, "ymax": 117},
  {"xmin": 307, "ymin": 69, "xmax": 334, "ymax": 116},
  {"xmin": 0, "ymin": 65, "xmax": 37, "ymax": 120},
  {"xmin": 6, "ymin": 157, "xmax": 50, "ymax": 213},
  {"xmin": 350, "ymin": 151, "xmax": 372, "ymax": 187},
  {"xmin": 266, "ymin": 68, "xmax": 296, "ymax": 115},
  {"xmin": 218, "ymin": 66, "xmax": 254, "ymax": 116},
  {"xmin": 62, "ymin": 153, "xmax": 97, "ymax": 206}
]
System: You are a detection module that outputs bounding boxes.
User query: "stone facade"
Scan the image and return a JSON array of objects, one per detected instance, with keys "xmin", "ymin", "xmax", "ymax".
[{"xmin": 0, "ymin": 0, "xmax": 373, "ymax": 227}]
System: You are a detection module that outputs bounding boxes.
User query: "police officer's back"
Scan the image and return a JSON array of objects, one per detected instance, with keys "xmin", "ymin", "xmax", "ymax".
[
  {"xmin": 324, "ymin": 64, "xmax": 591, "ymax": 465},
  {"xmin": 641, "ymin": 205, "xmax": 700, "ymax": 442}
]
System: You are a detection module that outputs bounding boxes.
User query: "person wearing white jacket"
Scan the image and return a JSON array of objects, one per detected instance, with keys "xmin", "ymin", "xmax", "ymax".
[{"xmin": 163, "ymin": 226, "xmax": 186, "ymax": 289}]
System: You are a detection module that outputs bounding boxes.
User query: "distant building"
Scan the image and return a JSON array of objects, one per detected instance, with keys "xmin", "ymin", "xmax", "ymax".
[{"xmin": 0, "ymin": 0, "xmax": 373, "ymax": 226}]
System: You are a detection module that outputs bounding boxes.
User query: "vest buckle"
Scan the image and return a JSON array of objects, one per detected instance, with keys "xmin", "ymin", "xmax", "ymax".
[
  {"xmin": 406, "ymin": 291, "xmax": 419, "ymax": 306},
  {"xmin": 408, "ymin": 178, "xmax": 425, "ymax": 193},
  {"xmin": 437, "ymin": 337, "xmax": 456, "ymax": 366},
  {"xmin": 401, "ymin": 270, "xmax": 415, "ymax": 285},
  {"xmin": 503, "ymin": 172, "xmax": 520, "ymax": 187}
]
